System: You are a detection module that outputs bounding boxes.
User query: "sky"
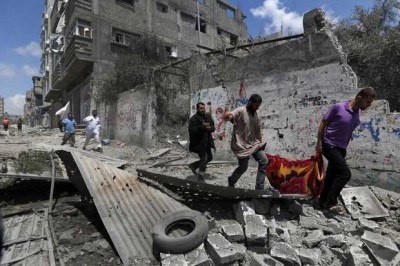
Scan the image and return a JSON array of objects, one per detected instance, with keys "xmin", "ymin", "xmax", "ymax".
[{"xmin": 0, "ymin": 0, "xmax": 375, "ymax": 115}]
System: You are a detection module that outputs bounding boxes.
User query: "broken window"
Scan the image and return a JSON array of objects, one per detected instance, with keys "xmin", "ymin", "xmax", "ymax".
[
  {"xmin": 217, "ymin": 27, "xmax": 237, "ymax": 45},
  {"xmin": 230, "ymin": 34, "xmax": 238, "ymax": 45},
  {"xmin": 181, "ymin": 13, "xmax": 196, "ymax": 27},
  {"xmin": 74, "ymin": 19, "xmax": 92, "ymax": 38},
  {"xmin": 156, "ymin": 2, "xmax": 168, "ymax": 13},
  {"xmin": 195, "ymin": 17, "xmax": 206, "ymax": 33}
]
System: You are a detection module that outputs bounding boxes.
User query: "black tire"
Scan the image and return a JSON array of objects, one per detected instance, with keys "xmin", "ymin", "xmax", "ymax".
[{"xmin": 152, "ymin": 210, "xmax": 209, "ymax": 254}]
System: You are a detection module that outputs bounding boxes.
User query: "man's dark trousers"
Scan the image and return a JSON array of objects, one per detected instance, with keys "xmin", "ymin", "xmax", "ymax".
[
  {"xmin": 190, "ymin": 147, "xmax": 213, "ymax": 173},
  {"xmin": 319, "ymin": 144, "xmax": 351, "ymax": 209}
]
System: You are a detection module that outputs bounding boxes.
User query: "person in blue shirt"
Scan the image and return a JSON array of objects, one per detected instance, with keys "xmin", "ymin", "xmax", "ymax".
[{"xmin": 61, "ymin": 112, "xmax": 77, "ymax": 147}]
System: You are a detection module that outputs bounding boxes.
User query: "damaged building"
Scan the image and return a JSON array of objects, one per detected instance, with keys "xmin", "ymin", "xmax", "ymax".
[{"xmin": 41, "ymin": 0, "xmax": 248, "ymax": 126}]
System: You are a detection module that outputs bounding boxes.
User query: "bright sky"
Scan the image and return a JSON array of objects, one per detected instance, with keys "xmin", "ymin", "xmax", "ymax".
[{"xmin": 0, "ymin": 0, "xmax": 374, "ymax": 115}]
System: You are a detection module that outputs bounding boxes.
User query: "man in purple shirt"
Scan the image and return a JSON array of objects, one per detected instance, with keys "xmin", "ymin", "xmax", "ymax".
[{"xmin": 316, "ymin": 87, "xmax": 376, "ymax": 212}]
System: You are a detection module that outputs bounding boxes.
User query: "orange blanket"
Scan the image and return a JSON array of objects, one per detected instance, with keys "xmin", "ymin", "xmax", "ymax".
[{"xmin": 265, "ymin": 153, "xmax": 324, "ymax": 196}]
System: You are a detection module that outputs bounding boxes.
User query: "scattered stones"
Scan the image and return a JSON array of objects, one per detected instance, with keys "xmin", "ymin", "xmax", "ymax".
[
  {"xmin": 348, "ymin": 246, "xmax": 372, "ymax": 266},
  {"xmin": 59, "ymin": 228, "xmax": 76, "ymax": 242},
  {"xmin": 221, "ymin": 221, "xmax": 245, "ymax": 242},
  {"xmin": 205, "ymin": 233, "xmax": 242, "ymax": 265},
  {"xmin": 160, "ymin": 253, "xmax": 187, "ymax": 266},
  {"xmin": 233, "ymin": 201, "xmax": 255, "ymax": 225},
  {"xmin": 249, "ymin": 253, "xmax": 284, "ymax": 266},
  {"xmin": 81, "ymin": 242, "xmax": 96, "ymax": 254},
  {"xmin": 358, "ymin": 218, "xmax": 379, "ymax": 232},
  {"xmin": 303, "ymin": 229, "xmax": 324, "ymax": 248},
  {"xmin": 184, "ymin": 244, "xmax": 211, "ymax": 266},
  {"xmin": 96, "ymin": 239, "xmax": 111, "ymax": 250},
  {"xmin": 270, "ymin": 242, "xmax": 301, "ymax": 266},
  {"xmin": 324, "ymin": 234, "xmax": 346, "ymax": 247},
  {"xmin": 297, "ymin": 248, "xmax": 322, "ymax": 266},
  {"xmin": 90, "ymin": 232, "xmax": 101, "ymax": 238}
]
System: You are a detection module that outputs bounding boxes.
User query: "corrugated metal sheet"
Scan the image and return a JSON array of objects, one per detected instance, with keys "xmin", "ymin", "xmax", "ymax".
[
  {"xmin": 70, "ymin": 152, "xmax": 189, "ymax": 265},
  {"xmin": 2, "ymin": 209, "xmax": 55, "ymax": 266}
]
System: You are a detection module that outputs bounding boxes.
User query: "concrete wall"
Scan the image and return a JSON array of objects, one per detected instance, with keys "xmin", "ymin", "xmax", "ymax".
[{"xmin": 109, "ymin": 31, "xmax": 400, "ymax": 192}]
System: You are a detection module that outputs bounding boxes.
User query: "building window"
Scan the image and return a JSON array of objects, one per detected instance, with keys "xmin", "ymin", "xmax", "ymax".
[
  {"xmin": 156, "ymin": 2, "xmax": 168, "ymax": 13},
  {"xmin": 230, "ymin": 35, "xmax": 238, "ymax": 45},
  {"xmin": 111, "ymin": 29, "xmax": 138, "ymax": 46},
  {"xmin": 217, "ymin": 27, "xmax": 237, "ymax": 45},
  {"xmin": 195, "ymin": 17, "xmax": 206, "ymax": 33},
  {"xmin": 74, "ymin": 20, "xmax": 92, "ymax": 38},
  {"xmin": 181, "ymin": 13, "xmax": 196, "ymax": 27},
  {"xmin": 117, "ymin": 0, "xmax": 134, "ymax": 6},
  {"xmin": 218, "ymin": 1, "xmax": 235, "ymax": 18},
  {"xmin": 165, "ymin": 46, "xmax": 177, "ymax": 57}
]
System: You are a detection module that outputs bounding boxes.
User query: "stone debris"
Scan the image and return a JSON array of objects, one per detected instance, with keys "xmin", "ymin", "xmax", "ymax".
[
  {"xmin": 244, "ymin": 214, "xmax": 267, "ymax": 245},
  {"xmin": 233, "ymin": 201, "xmax": 255, "ymax": 225},
  {"xmin": 297, "ymin": 248, "xmax": 322, "ymax": 266},
  {"xmin": 221, "ymin": 220, "xmax": 245, "ymax": 242},
  {"xmin": 205, "ymin": 233, "xmax": 243, "ymax": 265},
  {"xmin": 361, "ymin": 230, "xmax": 399, "ymax": 263},
  {"xmin": 270, "ymin": 242, "xmax": 301, "ymax": 266},
  {"xmin": 249, "ymin": 253, "xmax": 284, "ymax": 266},
  {"xmin": 303, "ymin": 229, "xmax": 324, "ymax": 248}
]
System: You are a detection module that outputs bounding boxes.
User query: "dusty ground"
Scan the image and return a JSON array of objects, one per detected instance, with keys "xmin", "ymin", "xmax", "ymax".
[{"xmin": 1, "ymin": 125, "xmax": 400, "ymax": 266}]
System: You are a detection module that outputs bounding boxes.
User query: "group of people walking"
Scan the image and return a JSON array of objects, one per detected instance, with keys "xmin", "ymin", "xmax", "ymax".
[{"xmin": 189, "ymin": 87, "xmax": 376, "ymax": 212}]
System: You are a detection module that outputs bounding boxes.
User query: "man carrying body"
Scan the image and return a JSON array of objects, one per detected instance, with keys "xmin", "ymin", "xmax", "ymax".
[
  {"xmin": 188, "ymin": 102, "xmax": 216, "ymax": 181},
  {"xmin": 83, "ymin": 110, "xmax": 102, "ymax": 151},
  {"xmin": 316, "ymin": 87, "xmax": 376, "ymax": 212},
  {"xmin": 224, "ymin": 94, "xmax": 270, "ymax": 190},
  {"xmin": 61, "ymin": 112, "xmax": 77, "ymax": 147}
]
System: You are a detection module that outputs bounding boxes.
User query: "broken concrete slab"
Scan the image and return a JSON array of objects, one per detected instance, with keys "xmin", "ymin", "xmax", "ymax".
[
  {"xmin": 361, "ymin": 230, "xmax": 399, "ymax": 263},
  {"xmin": 249, "ymin": 253, "xmax": 284, "ymax": 266},
  {"xmin": 358, "ymin": 218, "xmax": 379, "ymax": 232},
  {"xmin": 244, "ymin": 214, "xmax": 267, "ymax": 245},
  {"xmin": 161, "ymin": 253, "xmax": 188, "ymax": 266},
  {"xmin": 234, "ymin": 201, "xmax": 255, "ymax": 225},
  {"xmin": 297, "ymin": 248, "xmax": 322, "ymax": 266},
  {"xmin": 382, "ymin": 227, "xmax": 400, "ymax": 248},
  {"xmin": 221, "ymin": 221, "xmax": 245, "ymax": 242},
  {"xmin": 303, "ymin": 229, "xmax": 324, "ymax": 248},
  {"xmin": 299, "ymin": 215, "xmax": 337, "ymax": 234},
  {"xmin": 348, "ymin": 246, "xmax": 372, "ymax": 266},
  {"xmin": 184, "ymin": 244, "xmax": 211, "ymax": 266},
  {"xmin": 390, "ymin": 252, "xmax": 400, "ymax": 266},
  {"xmin": 205, "ymin": 233, "xmax": 242, "ymax": 265},
  {"xmin": 341, "ymin": 186, "xmax": 389, "ymax": 219},
  {"xmin": 270, "ymin": 242, "xmax": 301, "ymax": 266},
  {"xmin": 275, "ymin": 227, "xmax": 291, "ymax": 243},
  {"xmin": 323, "ymin": 234, "xmax": 346, "ymax": 247}
]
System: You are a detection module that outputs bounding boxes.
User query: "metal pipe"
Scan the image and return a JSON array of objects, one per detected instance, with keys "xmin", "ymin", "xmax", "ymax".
[{"xmin": 48, "ymin": 150, "xmax": 56, "ymax": 213}]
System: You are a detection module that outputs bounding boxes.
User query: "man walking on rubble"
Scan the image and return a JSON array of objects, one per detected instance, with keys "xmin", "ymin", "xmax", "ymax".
[
  {"xmin": 61, "ymin": 112, "xmax": 77, "ymax": 147},
  {"xmin": 224, "ymin": 94, "xmax": 271, "ymax": 190},
  {"xmin": 316, "ymin": 87, "xmax": 376, "ymax": 213},
  {"xmin": 2, "ymin": 117, "xmax": 10, "ymax": 131},
  {"xmin": 188, "ymin": 102, "xmax": 216, "ymax": 181},
  {"xmin": 83, "ymin": 110, "xmax": 102, "ymax": 151}
]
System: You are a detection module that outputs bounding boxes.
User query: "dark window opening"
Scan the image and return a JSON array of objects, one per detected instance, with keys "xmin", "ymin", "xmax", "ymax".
[
  {"xmin": 156, "ymin": 2, "xmax": 168, "ymax": 13},
  {"xmin": 230, "ymin": 35, "xmax": 238, "ymax": 45},
  {"xmin": 117, "ymin": 0, "xmax": 134, "ymax": 6},
  {"xmin": 195, "ymin": 18, "xmax": 206, "ymax": 33}
]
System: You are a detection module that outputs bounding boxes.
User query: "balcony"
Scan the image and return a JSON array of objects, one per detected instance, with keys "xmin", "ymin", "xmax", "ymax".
[
  {"xmin": 65, "ymin": 0, "xmax": 92, "ymax": 25},
  {"xmin": 51, "ymin": 35, "xmax": 93, "ymax": 92}
]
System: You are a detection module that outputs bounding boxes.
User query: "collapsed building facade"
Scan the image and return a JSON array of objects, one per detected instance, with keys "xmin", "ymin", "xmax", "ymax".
[
  {"xmin": 40, "ymin": 0, "xmax": 248, "ymax": 127},
  {"xmin": 97, "ymin": 12, "xmax": 400, "ymax": 193}
]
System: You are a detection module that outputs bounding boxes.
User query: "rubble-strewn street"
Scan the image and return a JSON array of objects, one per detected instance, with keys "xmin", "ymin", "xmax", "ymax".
[{"xmin": 1, "ymin": 125, "xmax": 399, "ymax": 265}]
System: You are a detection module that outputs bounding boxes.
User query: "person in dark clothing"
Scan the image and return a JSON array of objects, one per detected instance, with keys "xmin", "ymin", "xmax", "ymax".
[
  {"xmin": 316, "ymin": 87, "xmax": 376, "ymax": 213},
  {"xmin": 17, "ymin": 118, "xmax": 23, "ymax": 131},
  {"xmin": 188, "ymin": 102, "xmax": 216, "ymax": 181},
  {"xmin": 57, "ymin": 115, "xmax": 63, "ymax": 132}
]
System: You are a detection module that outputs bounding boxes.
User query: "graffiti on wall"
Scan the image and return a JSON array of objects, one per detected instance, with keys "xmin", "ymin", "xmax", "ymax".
[
  {"xmin": 235, "ymin": 81, "xmax": 248, "ymax": 108},
  {"xmin": 118, "ymin": 103, "xmax": 138, "ymax": 131}
]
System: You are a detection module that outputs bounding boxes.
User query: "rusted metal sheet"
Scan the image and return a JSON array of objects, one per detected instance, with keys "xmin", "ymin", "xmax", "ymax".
[
  {"xmin": 1, "ymin": 209, "xmax": 55, "ymax": 266},
  {"xmin": 341, "ymin": 186, "xmax": 389, "ymax": 219},
  {"xmin": 137, "ymin": 169, "xmax": 310, "ymax": 200},
  {"xmin": 70, "ymin": 152, "xmax": 189, "ymax": 265}
]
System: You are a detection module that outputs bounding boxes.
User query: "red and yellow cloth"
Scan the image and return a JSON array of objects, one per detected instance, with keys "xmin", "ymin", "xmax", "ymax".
[{"xmin": 265, "ymin": 153, "xmax": 324, "ymax": 196}]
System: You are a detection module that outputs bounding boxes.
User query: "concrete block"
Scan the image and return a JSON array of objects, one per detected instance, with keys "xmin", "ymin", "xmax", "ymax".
[
  {"xmin": 324, "ymin": 234, "xmax": 346, "ymax": 247},
  {"xmin": 326, "ymin": 219, "xmax": 342, "ymax": 234},
  {"xmin": 348, "ymin": 246, "xmax": 372, "ymax": 266},
  {"xmin": 205, "ymin": 233, "xmax": 241, "ymax": 265},
  {"xmin": 330, "ymin": 247, "xmax": 348, "ymax": 265},
  {"xmin": 184, "ymin": 244, "xmax": 211, "ymax": 266},
  {"xmin": 270, "ymin": 242, "xmax": 301, "ymax": 266},
  {"xmin": 233, "ymin": 201, "xmax": 255, "ymax": 225},
  {"xmin": 276, "ymin": 227, "xmax": 291, "ymax": 243},
  {"xmin": 252, "ymin": 199, "xmax": 272, "ymax": 214},
  {"xmin": 285, "ymin": 221, "xmax": 298, "ymax": 234},
  {"xmin": 303, "ymin": 229, "xmax": 324, "ymax": 248},
  {"xmin": 361, "ymin": 230, "xmax": 399, "ymax": 262},
  {"xmin": 221, "ymin": 221, "xmax": 245, "ymax": 242},
  {"xmin": 299, "ymin": 215, "xmax": 319, "ymax": 229},
  {"xmin": 231, "ymin": 243, "xmax": 246, "ymax": 261},
  {"xmin": 161, "ymin": 253, "xmax": 188, "ymax": 266},
  {"xmin": 382, "ymin": 227, "xmax": 400, "ymax": 248},
  {"xmin": 249, "ymin": 253, "xmax": 284, "ymax": 266},
  {"xmin": 297, "ymin": 248, "xmax": 322, "ymax": 266},
  {"xmin": 358, "ymin": 218, "xmax": 379, "ymax": 232},
  {"xmin": 390, "ymin": 252, "xmax": 400, "ymax": 266},
  {"xmin": 244, "ymin": 214, "xmax": 267, "ymax": 245}
]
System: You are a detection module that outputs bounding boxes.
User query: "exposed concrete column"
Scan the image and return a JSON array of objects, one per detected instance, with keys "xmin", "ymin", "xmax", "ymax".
[{"xmin": 146, "ymin": 0, "xmax": 152, "ymax": 32}]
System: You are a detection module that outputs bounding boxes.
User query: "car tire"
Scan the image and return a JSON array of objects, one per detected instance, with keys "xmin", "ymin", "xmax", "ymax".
[{"xmin": 152, "ymin": 210, "xmax": 209, "ymax": 254}]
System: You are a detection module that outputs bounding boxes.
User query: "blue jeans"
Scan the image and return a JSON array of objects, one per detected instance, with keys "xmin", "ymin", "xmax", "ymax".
[{"xmin": 228, "ymin": 149, "xmax": 268, "ymax": 190}]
